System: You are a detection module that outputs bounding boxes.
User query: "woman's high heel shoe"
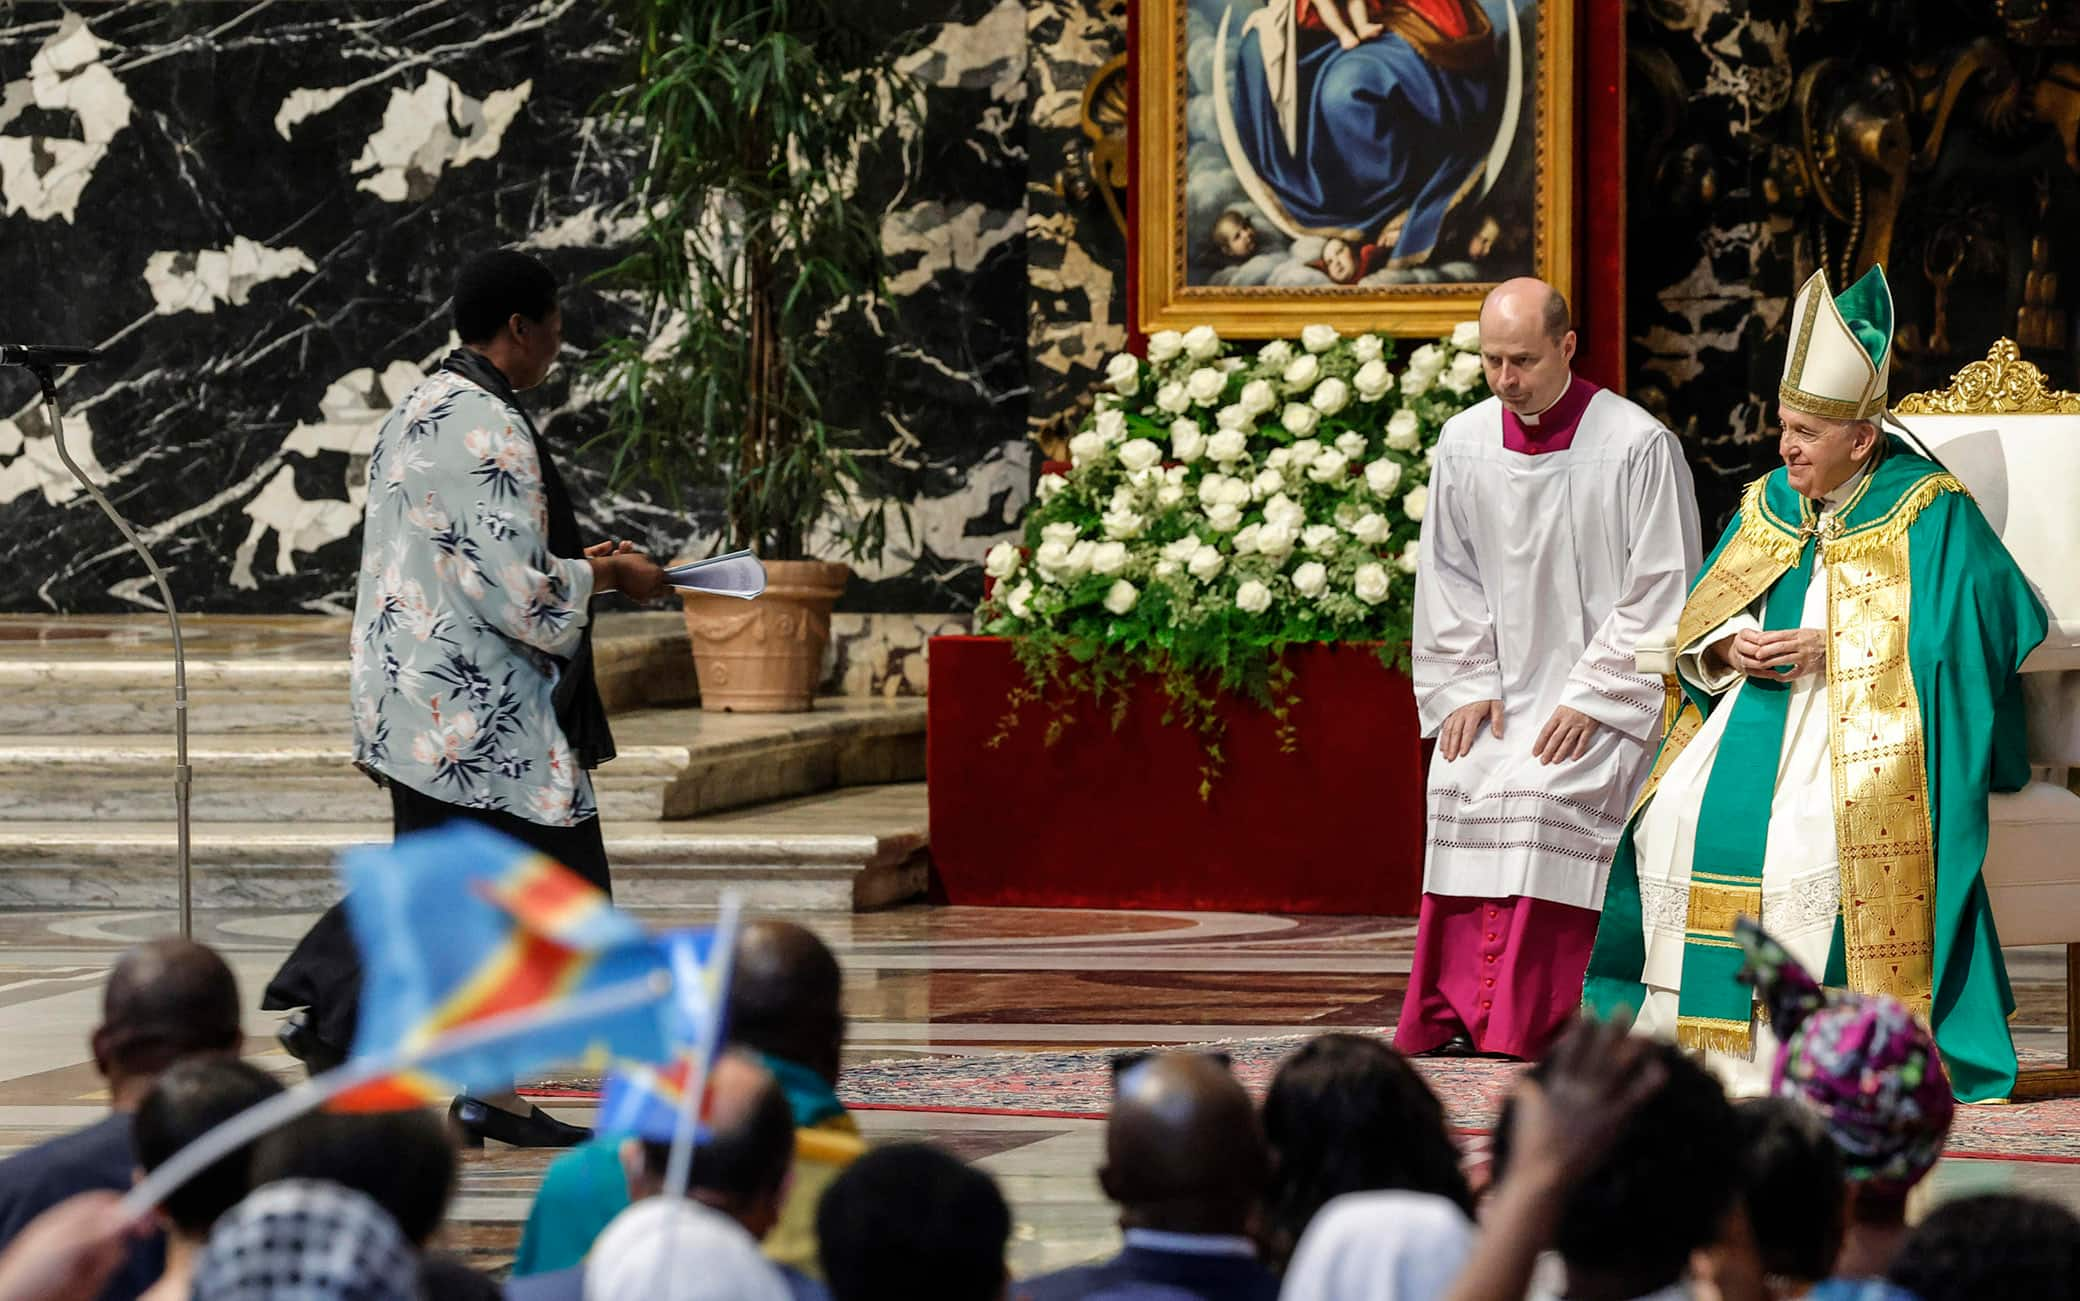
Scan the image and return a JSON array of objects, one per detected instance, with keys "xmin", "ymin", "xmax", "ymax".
[
  {"xmin": 447, "ymin": 1096, "xmax": 592, "ymax": 1149},
  {"xmin": 275, "ymin": 1011, "xmax": 348, "ymax": 1078}
]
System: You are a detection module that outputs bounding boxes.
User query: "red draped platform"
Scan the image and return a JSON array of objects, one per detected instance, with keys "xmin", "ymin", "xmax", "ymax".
[{"xmin": 927, "ymin": 636, "xmax": 1425, "ymax": 914}]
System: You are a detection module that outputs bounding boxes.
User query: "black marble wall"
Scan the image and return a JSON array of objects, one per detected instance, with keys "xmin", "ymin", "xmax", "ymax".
[
  {"xmin": 1624, "ymin": 0, "xmax": 1802, "ymax": 531},
  {"xmin": 1024, "ymin": 0, "xmax": 1129, "ymax": 455},
  {"xmin": 1626, "ymin": 0, "xmax": 2080, "ymax": 531},
  {"xmin": 24, "ymin": 0, "xmax": 2006, "ymax": 613},
  {"xmin": 0, "ymin": 1, "xmax": 1048, "ymax": 615}
]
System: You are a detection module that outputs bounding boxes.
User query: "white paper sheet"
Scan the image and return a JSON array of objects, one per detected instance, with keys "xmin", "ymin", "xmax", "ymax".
[{"xmin": 665, "ymin": 549, "xmax": 766, "ymax": 600}]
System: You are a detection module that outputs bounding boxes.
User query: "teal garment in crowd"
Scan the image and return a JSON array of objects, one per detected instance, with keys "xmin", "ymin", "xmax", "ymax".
[
  {"xmin": 509, "ymin": 1052, "xmax": 852, "ymax": 1277},
  {"xmin": 510, "ymin": 1136, "xmax": 629, "ymax": 1277},
  {"xmin": 761, "ymin": 1053, "xmax": 847, "ymax": 1127}
]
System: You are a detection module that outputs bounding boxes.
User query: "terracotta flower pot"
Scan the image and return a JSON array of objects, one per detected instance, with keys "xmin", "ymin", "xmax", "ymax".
[{"xmin": 678, "ymin": 559, "xmax": 850, "ymax": 713}]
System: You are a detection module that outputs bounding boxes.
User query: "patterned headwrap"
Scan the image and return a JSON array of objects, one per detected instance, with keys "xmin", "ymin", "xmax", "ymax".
[
  {"xmin": 1735, "ymin": 917, "xmax": 1954, "ymax": 1196},
  {"xmin": 192, "ymin": 1179, "xmax": 418, "ymax": 1301}
]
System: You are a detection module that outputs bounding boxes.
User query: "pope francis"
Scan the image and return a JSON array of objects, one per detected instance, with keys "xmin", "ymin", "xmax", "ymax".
[{"xmin": 1583, "ymin": 266, "xmax": 2049, "ymax": 1103}]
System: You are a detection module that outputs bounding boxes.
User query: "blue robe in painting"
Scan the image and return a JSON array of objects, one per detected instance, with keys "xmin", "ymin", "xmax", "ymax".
[{"xmin": 1228, "ymin": 0, "xmax": 1518, "ymax": 263}]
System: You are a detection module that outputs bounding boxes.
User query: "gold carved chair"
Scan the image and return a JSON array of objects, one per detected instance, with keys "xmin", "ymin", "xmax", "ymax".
[{"xmin": 1897, "ymin": 340, "xmax": 2080, "ymax": 1100}]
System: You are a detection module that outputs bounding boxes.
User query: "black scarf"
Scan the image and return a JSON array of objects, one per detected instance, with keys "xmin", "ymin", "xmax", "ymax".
[{"xmin": 440, "ymin": 347, "xmax": 616, "ymax": 770}]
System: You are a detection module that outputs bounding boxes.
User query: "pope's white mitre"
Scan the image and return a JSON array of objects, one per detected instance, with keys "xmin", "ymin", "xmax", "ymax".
[{"xmin": 1779, "ymin": 267, "xmax": 1894, "ymax": 421}]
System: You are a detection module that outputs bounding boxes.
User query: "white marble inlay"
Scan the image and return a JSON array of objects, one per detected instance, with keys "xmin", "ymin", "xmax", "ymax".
[
  {"xmin": 272, "ymin": 84, "xmax": 353, "ymax": 140},
  {"xmin": 899, "ymin": 0, "xmax": 1029, "ymax": 101},
  {"xmin": 898, "ymin": 0, "xmax": 1030, "ymax": 165},
  {"xmin": 0, "ymin": 403, "xmax": 107, "ymax": 508},
  {"xmin": 351, "ymin": 71, "xmax": 532, "ymax": 203},
  {"xmin": 818, "ymin": 440, "xmax": 1031, "ymax": 582},
  {"xmin": 0, "ymin": 14, "xmax": 134, "ymax": 223},
  {"xmin": 231, "ymin": 359, "xmax": 427, "ymax": 590},
  {"xmin": 884, "ymin": 202, "xmax": 1025, "ymax": 297},
  {"xmin": 522, "ymin": 200, "xmax": 651, "ymax": 252},
  {"xmin": 142, "ymin": 237, "xmax": 316, "ymax": 316},
  {"xmin": 231, "ymin": 468, "xmax": 364, "ymax": 590}
]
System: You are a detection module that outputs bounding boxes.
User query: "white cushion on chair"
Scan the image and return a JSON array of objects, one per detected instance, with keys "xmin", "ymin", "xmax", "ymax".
[
  {"xmin": 1983, "ymin": 780, "xmax": 2080, "ymax": 947},
  {"xmin": 2023, "ymin": 673, "xmax": 2080, "ymax": 769},
  {"xmin": 1907, "ymin": 414, "xmax": 2080, "ymax": 623},
  {"xmin": 1908, "ymin": 413, "xmax": 2080, "ymax": 765}
]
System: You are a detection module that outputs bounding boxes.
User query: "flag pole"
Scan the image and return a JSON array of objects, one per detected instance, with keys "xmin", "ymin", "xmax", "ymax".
[
  {"xmin": 119, "ymin": 968, "xmax": 672, "ymax": 1223},
  {"xmin": 662, "ymin": 890, "xmax": 743, "ymax": 1201}
]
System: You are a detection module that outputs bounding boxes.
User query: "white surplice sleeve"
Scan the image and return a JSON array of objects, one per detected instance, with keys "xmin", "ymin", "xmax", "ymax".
[
  {"xmin": 1558, "ymin": 429, "xmax": 1704, "ymax": 740},
  {"xmin": 1412, "ymin": 446, "xmax": 1503, "ymax": 736},
  {"xmin": 1678, "ymin": 606, "xmax": 1760, "ymax": 696}
]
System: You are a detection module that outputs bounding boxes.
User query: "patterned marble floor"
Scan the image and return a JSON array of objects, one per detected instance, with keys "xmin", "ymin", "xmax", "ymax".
[{"xmin": 0, "ymin": 905, "xmax": 2073, "ymax": 1280}]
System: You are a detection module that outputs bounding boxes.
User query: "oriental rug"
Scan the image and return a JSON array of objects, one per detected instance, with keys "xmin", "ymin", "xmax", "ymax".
[
  {"xmin": 825, "ymin": 1033, "xmax": 2080, "ymax": 1164},
  {"xmin": 530, "ymin": 1033, "xmax": 2080, "ymax": 1162}
]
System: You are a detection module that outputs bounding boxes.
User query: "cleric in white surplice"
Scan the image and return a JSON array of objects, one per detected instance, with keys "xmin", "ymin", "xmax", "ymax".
[{"xmin": 1394, "ymin": 278, "xmax": 1704, "ymax": 1059}]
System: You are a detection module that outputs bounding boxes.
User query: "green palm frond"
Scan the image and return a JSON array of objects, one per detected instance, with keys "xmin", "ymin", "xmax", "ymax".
[{"xmin": 588, "ymin": 0, "xmax": 922, "ymax": 561}]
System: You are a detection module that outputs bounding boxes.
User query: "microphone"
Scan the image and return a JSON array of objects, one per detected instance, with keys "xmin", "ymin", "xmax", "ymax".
[{"xmin": 0, "ymin": 344, "xmax": 100, "ymax": 368}]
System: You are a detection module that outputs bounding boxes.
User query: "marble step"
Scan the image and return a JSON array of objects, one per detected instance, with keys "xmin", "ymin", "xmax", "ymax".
[
  {"xmin": 0, "ymin": 701, "xmax": 925, "ymax": 823},
  {"xmin": 0, "ymin": 612, "xmax": 696, "ymax": 735},
  {"xmin": 0, "ymin": 784, "xmax": 929, "ymax": 912}
]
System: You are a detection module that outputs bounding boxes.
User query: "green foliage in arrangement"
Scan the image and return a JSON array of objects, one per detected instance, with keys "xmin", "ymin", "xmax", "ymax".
[
  {"xmin": 977, "ymin": 322, "xmax": 1492, "ymax": 794},
  {"xmin": 589, "ymin": 0, "xmax": 921, "ymax": 562}
]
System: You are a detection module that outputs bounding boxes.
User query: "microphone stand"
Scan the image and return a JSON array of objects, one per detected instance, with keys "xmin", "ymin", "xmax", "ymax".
[{"xmin": 33, "ymin": 366, "xmax": 193, "ymax": 937}]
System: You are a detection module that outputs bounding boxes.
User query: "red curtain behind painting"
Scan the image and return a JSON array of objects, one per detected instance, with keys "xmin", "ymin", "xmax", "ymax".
[{"xmin": 1125, "ymin": 0, "xmax": 1628, "ymax": 389}]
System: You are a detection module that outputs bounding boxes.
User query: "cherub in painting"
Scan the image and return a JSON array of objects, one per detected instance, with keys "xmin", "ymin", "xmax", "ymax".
[{"xmin": 1299, "ymin": 0, "xmax": 1387, "ymax": 50}]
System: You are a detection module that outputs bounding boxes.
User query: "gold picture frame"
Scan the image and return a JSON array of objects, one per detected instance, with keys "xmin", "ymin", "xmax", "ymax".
[{"xmin": 1134, "ymin": 0, "xmax": 1575, "ymax": 338}]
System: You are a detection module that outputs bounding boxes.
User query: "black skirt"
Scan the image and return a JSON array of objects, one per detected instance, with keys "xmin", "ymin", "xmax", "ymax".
[{"xmin": 260, "ymin": 782, "xmax": 611, "ymax": 1053}]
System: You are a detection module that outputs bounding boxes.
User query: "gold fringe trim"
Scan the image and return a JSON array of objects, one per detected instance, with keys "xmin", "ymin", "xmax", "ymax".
[
  {"xmin": 1677, "ymin": 1014, "xmax": 1754, "ymax": 1056},
  {"xmin": 1733, "ymin": 475, "xmax": 1805, "ymax": 567},
  {"xmin": 1823, "ymin": 474, "xmax": 1967, "ymax": 562},
  {"xmin": 1675, "ymin": 490, "xmax": 1798, "ymax": 669},
  {"xmin": 1729, "ymin": 470, "xmax": 1966, "ymax": 569}
]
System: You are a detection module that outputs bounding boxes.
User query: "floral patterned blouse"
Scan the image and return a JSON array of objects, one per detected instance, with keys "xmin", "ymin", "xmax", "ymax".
[{"xmin": 349, "ymin": 371, "xmax": 597, "ymax": 826}]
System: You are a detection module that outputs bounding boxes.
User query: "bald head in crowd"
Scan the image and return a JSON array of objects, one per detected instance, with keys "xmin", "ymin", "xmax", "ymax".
[
  {"xmin": 728, "ymin": 920, "xmax": 845, "ymax": 1084},
  {"xmin": 1478, "ymin": 276, "xmax": 1577, "ymax": 417},
  {"xmin": 93, "ymin": 938, "xmax": 243, "ymax": 1110},
  {"xmin": 626, "ymin": 1050, "xmax": 796, "ymax": 1239},
  {"xmin": 1100, "ymin": 1053, "xmax": 1269, "ymax": 1236}
]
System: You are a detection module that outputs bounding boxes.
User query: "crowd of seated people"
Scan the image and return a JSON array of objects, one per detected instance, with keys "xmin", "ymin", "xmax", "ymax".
[{"xmin": 0, "ymin": 925, "xmax": 2075, "ymax": 1301}]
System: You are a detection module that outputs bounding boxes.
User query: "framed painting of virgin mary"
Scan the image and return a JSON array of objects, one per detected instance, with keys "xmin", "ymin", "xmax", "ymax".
[{"xmin": 1134, "ymin": 0, "xmax": 1574, "ymax": 338}]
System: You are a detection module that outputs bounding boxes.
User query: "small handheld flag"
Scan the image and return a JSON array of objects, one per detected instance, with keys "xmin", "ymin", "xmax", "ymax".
[
  {"xmin": 662, "ymin": 901, "xmax": 742, "ymax": 1200},
  {"xmin": 341, "ymin": 824, "xmax": 677, "ymax": 1098},
  {"xmin": 596, "ymin": 1056, "xmax": 707, "ymax": 1144},
  {"xmin": 594, "ymin": 927, "xmax": 729, "ymax": 1142},
  {"xmin": 121, "ymin": 964, "xmax": 672, "ymax": 1222},
  {"xmin": 121, "ymin": 825, "xmax": 687, "ymax": 1222}
]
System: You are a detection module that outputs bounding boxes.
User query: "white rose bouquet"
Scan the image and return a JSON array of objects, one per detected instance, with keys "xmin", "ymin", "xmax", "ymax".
[{"xmin": 981, "ymin": 322, "xmax": 1489, "ymax": 789}]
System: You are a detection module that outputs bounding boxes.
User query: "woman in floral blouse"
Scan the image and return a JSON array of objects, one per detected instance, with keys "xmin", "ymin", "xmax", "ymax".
[{"xmin": 265, "ymin": 251, "xmax": 668, "ymax": 1147}]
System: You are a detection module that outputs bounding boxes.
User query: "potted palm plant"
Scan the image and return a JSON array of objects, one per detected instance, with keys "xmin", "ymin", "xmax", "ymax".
[{"xmin": 591, "ymin": 0, "xmax": 917, "ymax": 712}]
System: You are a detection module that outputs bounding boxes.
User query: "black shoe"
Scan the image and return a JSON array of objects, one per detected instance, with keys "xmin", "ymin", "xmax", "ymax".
[
  {"xmin": 276, "ymin": 1012, "xmax": 349, "ymax": 1076},
  {"xmin": 1415, "ymin": 1032, "xmax": 1480, "ymax": 1058},
  {"xmin": 447, "ymin": 1097, "xmax": 592, "ymax": 1149}
]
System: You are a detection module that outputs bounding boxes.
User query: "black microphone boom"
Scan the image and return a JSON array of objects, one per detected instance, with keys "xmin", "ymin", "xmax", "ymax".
[{"xmin": 0, "ymin": 343, "xmax": 100, "ymax": 368}]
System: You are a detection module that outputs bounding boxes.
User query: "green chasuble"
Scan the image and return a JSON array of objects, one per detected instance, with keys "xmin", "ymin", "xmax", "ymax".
[{"xmin": 1585, "ymin": 438, "xmax": 2047, "ymax": 1102}]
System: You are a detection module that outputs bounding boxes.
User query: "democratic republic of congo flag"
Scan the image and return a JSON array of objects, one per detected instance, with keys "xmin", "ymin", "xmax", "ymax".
[
  {"xmin": 328, "ymin": 823, "xmax": 682, "ymax": 1109},
  {"xmin": 595, "ymin": 1055, "xmax": 709, "ymax": 1142},
  {"xmin": 593, "ymin": 927, "xmax": 732, "ymax": 1141}
]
